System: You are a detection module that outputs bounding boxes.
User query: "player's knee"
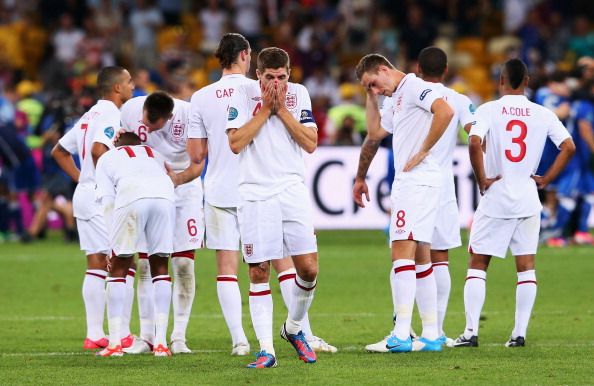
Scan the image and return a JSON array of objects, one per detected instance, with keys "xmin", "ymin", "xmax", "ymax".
[
  {"xmin": 248, "ymin": 262, "xmax": 270, "ymax": 283},
  {"xmin": 297, "ymin": 266, "xmax": 318, "ymax": 282},
  {"xmin": 172, "ymin": 255, "xmax": 195, "ymax": 277}
]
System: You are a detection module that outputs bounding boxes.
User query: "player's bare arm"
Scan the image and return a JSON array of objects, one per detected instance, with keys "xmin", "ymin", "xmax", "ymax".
[
  {"xmin": 187, "ymin": 138, "xmax": 208, "ymax": 164},
  {"xmin": 276, "ymin": 85, "xmax": 317, "ymax": 154},
  {"xmin": 404, "ymin": 98, "xmax": 454, "ymax": 172},
  {"xmin": 532, "ymin": 138, "xmax": 576, "ymax": 189},
  {"xmin": 353, "ymin": 122, "xmax": 389, "ymax": 208},
  {"xmin": 469, "ymin": 135, "xmax": 501, "ymax": 195},
  {"xmin": 51, "ymin": 143, "xmax": 80, "ymax": 183},
  {"xmin": 91, "ymin": 142, "xmax": 110, "ymax": 166},
  {"xmin": 364, "ymin": 89, "xmax": 382, "ymax": 137},
  {"xmin": 168, "ymin": 161, "xmax": 204, "ymax": 188}
]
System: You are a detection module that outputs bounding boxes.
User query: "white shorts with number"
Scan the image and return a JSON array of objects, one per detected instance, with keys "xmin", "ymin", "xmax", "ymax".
[
  {"xmin": 238, "ymin": 183, "xmax": 317, "ymax": 264},
  {"xmin": 205, "ymin": 203, "xmax": 240, "ymax": 251},
  {"xmin": 431, "ymin": 199, "xmax": 462, "ymax": 250},
  {"xmin": 468, "ymin": 209, "xmax": 540, "ymax": 258},
  {"xmin": 77, "ymin": 215, "xmax": 109, "ymax": 255},
  {"xmin": 390, "ymin": 182, "xmax": 441, "ymax": 244},
  {"xmin": 111, "ymin": 198, "xmax": 175, "ymax": 256},
  {"xmin": 173, "ymin": 182, "xmax": 204, "ymax": 252}
]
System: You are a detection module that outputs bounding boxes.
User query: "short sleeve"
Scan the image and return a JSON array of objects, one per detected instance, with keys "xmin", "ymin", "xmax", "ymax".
[
  {"xmin": 547, "ymin": 114, "xmax": 571, "ymax": 148},
  {"xmin": 469, "ymin": 103, "xmax": 490, "ymax": 140},
  {"xmin": 412, "ymin": 79, "xmax": 442, "ymax": 113},
  {"xmin": 188, "ymin": 90, "xmax": 208, "ymax": 138},
  {"xmin": 379, "ymin": 96, "xmax": 394, "ymax": 134},
  {"xmin": 226, "ymin": 85, "xmax": 250, "ymax": 133},
  {"xmin": 456, "ymin": 93, "xmax": 477, "ymax": 127},
  {"xmin": 58, "ymin": 126, "xmax": 78, "ymax": 154},
  {"xmin": 297, "ymin": 85, "xmax": 317, "ymax": 129},
  {"xmin": 92, "ymin": 117, "xmax": 119, "ymax": 150},
  {"xmin": 95, "ymin": 153, "xmax": 116, "ymax": 201}
]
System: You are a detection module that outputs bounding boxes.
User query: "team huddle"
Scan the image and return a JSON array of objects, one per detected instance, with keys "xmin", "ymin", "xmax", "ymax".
[{"xmin": 52, "ymin": 32, "xmax": 575, "ymax": 367}]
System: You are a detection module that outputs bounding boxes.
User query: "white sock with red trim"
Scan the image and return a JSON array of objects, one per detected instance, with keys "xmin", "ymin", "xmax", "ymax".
[
  {"xmin": 217, "ymin": 275, "xmax": 248, "ymax": 345},
  {"xmin": 285, "ymin": 275, "xmax": 316, "ymax": 335},
  {"xmin": 249, "ymin": 282, "xmax": 274, "ymax": 355},
  {"xmin": 121, "ymin": 268, "xmax": 135, "ymax": 339},
  {"xmin": 106, "ymin": 277, "xmax": 126, "ymax": 347},
  {"xmin": 512, "ymin": 270, "xmax": 537, "ymax": 338},
  {"xmin": 278, "ymin": 269, "xmax": 314, "ymax": 338},
  {"xmin": 171, "ymin": 255, "xmax": 195, "ymax": 343},
  {"xmin": 137, "ymin": 257, "xmax": 154, "ymax": 344},
  {"xmin": 83, "ymin": 269, "xmax": 107, "ymax": 340},
  {"xmin": 391, "ymin": 259, "xmax": 416, "ymax": 340},
  {"xmin": 464, "ymin": 269, "xmax": 486, "ymax": 338},
  {"xmin": 153, "ymin": 275, "xmax": 172, "ymax": 347},
  {"xmin": 432, "ymin": 262, "xmax": 451, "ymax": 336},
  {"xmin": 415, "ymin": 263, "xmax": 439, "ymax": 340}
]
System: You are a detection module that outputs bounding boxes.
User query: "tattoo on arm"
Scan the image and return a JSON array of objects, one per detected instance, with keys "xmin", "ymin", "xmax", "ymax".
[{"xmin": 356, "ymin": 137, "xmax": 382, "ymax": 180}]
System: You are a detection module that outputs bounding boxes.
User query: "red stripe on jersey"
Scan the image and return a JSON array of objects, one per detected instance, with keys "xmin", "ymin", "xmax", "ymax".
[
  {"xmin": 172, "ymin": 250, "xmax": 195, "ymax": 260},
  {"xmin": 517, "ymin": 280, "xmax": 537, "ymax": 285},
  {"xmin": 127, "ymin": 269, "xmax": 136, "ymax": 278},
  {"xmin": 294, "ymin": 278, "xmax": 316, "ymax": 292},
  {"xmin": 143, "ymin": 146, "xmax": 154, "ymax": 158},
  {"xmin": 249, "ymin": 290, "xmax": 271, "ymax": 296},
  {"xmin": 416, "ymin": 267, "xmax": 434, "ymax": 279},
  {"xmin": 119, "ymin": 146, "xmax": 136, "ymax": 157},
  {"xmin": 217, "ymin": 276, "xmax": 238, "ymax": 282},
  {"xmin": 152, "ymin": 276, "xmax": 172, "ymax": 283},
  {"xmin": 278, "ymin": 273, "xmax": 296, "ymax": 283},
  {"xmin": 432, "ymin": 262, "xmax": 449, "ymax": 267},
  {"xmin": 394, "ymin": 265, "xmax": 416, "ymax": 274},
  {"xmin": 138, "ymin": 253, "xmax": 148, "ymax": 259},
  {"xmin": 86, "ymin": 272, "xmax": 106, "ymax": 280},
  {"xmin": 465, "ymin": 276, "xmax": 486, "ymax": 281}
]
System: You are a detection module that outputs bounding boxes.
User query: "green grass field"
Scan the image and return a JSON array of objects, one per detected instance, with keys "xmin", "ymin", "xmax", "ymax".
[{"xmin": 1, "ymin": 230, "xmax": 593, "ymax": 385}]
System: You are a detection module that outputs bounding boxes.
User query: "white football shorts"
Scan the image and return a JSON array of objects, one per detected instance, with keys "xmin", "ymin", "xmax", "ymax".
[
  {"xmin": 110, "ymin": 198, "xmax": 174, "ymax": 257},
  {"xmin": 431, "ymin": 199, "xmax": 462, "ymax": 250},
  {"xmin": 204, "ymin": 204, "xmax": 240, "ymax": 251},
  {"xmin": 468, "ymin": 209, "xmax": 540, "ymax": 258},
  {"xmin": 238, "ymin": 183, "xmax": 317, "ymax": 264},
  {"xmin": 173, "ymin": 198, "xmax": 205, "ymax": 252},
  {"xmin": 389, "ymin": 182, "xmax": 441, "ymax": 244},
  {"xmin": 77, "ymin": 215, "xmax": 109, "ymax": 255}
]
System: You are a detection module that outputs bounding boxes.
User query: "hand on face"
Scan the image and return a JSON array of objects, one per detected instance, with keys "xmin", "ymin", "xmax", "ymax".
[{"xmin": 261, "ymin": 80, "xmax": 277, "ymax": 114}]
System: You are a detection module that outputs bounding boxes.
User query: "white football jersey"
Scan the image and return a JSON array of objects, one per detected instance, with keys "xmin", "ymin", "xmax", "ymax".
[
  {"xmin": 188, "ymin": 73, "xmax": 251, "ymax": 207},
  {"xmin": 380, "ymin": 73, "xmax": 443, "ymax": 187},
  {"xmin": 58, "ymin": 100, "xmax": 120, "ymax": 219},
  {"xmin": 226, "ymin": 80, "xmax": 317, "ymax": 200},
  {"xmin": 431, "ymin": 83, "xmax": 476, "ymax": 203},
  {"xmin": 95, "ymin": 145, "xmax": 175, "ymax": 210},
  {"xmin": 470, "ymin": 94, "xmax": 571, "ymax": 218}
]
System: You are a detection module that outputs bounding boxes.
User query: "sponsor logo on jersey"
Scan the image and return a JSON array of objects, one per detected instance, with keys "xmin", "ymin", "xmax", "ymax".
[
  {"xmin": 171, "ymin": 121, "xmax": 185, "ymax": 139},
  {"xmin": 228, "ymin": 107, "xmax": 238, "ymax": 121},
  {"xmin": 394, "ymin": 229, "xmax": 406, "ymax": 234},
  {"xmin": 285, "ymin": 93, "xmax": 297, "ymax": 110},
  {"xmin": 469, "ymin": 103, "xmax": 476, "ymax": 113},
  {"xmin": 251, "ymin": 96, "xmax": 262, "ymax": 102},
  {"xmin": 299, "ymin": 109, "xmax": 315, "ymax": 124},
  {"xmin": 396, "ymin": 94, "xmax": 403, "ymax": 113},
  {"xmin": 419, "ymin": 89, "xmax": 432, "ymax": 101},
  {"xmin": 104, "ymin": 126, "xmax": 114, "ymax": 139},
  {"xmin": 244, "ymin": 244, "xmax": 253, "ymax": 257}
]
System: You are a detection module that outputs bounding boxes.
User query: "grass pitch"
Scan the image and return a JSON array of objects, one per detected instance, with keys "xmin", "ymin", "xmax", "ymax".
[{"xmin": 0, "ymin": 230, "xmax": 592, "ymax": 385}]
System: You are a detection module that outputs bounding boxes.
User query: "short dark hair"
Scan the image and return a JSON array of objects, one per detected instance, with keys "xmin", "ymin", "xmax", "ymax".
[
  {"xmin": 502, "ymin": 59, "xmax": 528, "ymax": 89},
  {"xmin": 418, "ymin": 46, "xmax": 447, "ymax": 77},
  {"xmin": 97, "ymin": 66, "xmax": 127, "ymax": 96},
  {"xmin": 215, "ymin": 33, "xmax": 250, "ymax": 69},
  {"xmin": 257, "ymin": 47, "xmax": 290, "ymax": 72},
  {"xmin": 143, "ymin": 91, "xmax": 174, "ymax": 123},
  {"xmin": 355, "ymin": 54, "xmax": 394, "ymax": 80},
  {"xmin": 115, "ymin": 132, "xmax": 141, "ymax": 147}
]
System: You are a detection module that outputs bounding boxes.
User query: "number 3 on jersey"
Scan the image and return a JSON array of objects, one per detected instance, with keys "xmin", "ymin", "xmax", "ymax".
[{"xmin": 505, "ymin": 119, "xmax": 527, "ymax": 162}]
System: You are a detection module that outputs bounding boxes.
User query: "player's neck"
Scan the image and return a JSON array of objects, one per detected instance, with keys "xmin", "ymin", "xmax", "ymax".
[
  {"xmin": 502, "ymin": 88, "xmax": 525, "ymax": 96},
  {"xmin": 222, "ymin": 65, "xmax": 245, "ymax": 77},
  {"xmin": 421, "ymin": 76, "xmax": 443, "ymax": 83}
]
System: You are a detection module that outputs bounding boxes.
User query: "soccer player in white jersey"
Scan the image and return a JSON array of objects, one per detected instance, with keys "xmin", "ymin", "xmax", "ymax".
[
  {"xmin": 187, "ymin": 33, "xmax": 336, "ymax": 357},
  {"xmin": 453, "ymin": 59, "xmax": 575, "ymax": 348},
  {"xmin": 119, "ymin": 91, "xmax": 204, "ymax": 354},
  {"xmin": 226, "ymin": 47, "xmax": 319, "ymax": 368},
  {"xmin": 364, "ymin": 47, "xmax": 476, "ymax": 352},
  {"xmin": 95, "ymin": 132, "xmax": 175, "ymax": 357},
  {"xmin": 353, "ymin": 54, "xmax": 454, "ymax": 353},
  {"xmin": 51, "ymin": 66, "xmax": 134, "ymax": 350}
]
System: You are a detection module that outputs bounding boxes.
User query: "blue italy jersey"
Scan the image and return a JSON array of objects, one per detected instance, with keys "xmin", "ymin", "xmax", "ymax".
[
  {"xmin": 534, "ymin": 87, "xmax": 569, "ymax": 175},
  {"xmin": 571, "ymin": 99, "xmax": 594, "ymax": 170}
]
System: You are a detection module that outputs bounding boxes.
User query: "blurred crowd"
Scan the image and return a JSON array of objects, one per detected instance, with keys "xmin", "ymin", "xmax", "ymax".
[{"xmin": 1, "ymin": 0, "xmax": 594, "ymax": 243}]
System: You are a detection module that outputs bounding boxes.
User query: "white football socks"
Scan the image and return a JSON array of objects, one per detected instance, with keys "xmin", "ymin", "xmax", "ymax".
[
  {"xmin": 217, "ymin": 275, "xmax": 248, "ymax": 345},
  {"xmin": 153, "ymin": 275, "xmax": 172, "ymax": 347},
  {"xmin": 249, "ymin": 282, "xmax": 274, "ymax": 355},
  {"xmin": 171, "ymin": 256, "xmax": 195, "ymax": 343},
  {"xmin": 285, "ymin": 275, "xmax": 316, "ymax": 335},
  {"xmin": 137, "ymin": 258, "xmax": 155, "ymax": 344},
  {"xmin": 391, "ymin": 259, "xmax": 416, "ymax": 340},
  {"xmin": 106, "ymin": 277, "xmax": 126, "ymax": 347},
  {"xmin": 415, "ymin": 263, "xmax": 439, "ymax": 340},
  {"xmin": 82, "ymin": 269, "xmax": 107, "ymax": 340},
  {"xmin": 432, "ymin": 262, "xmax": 451, "ymax": 337},
  {"xmin": 464, "ymin": 269, "xmax": 487, "ymax": 338},
  {"xmin": 512, "ymin": 270, "xmax": 537, "ymax": 338}
]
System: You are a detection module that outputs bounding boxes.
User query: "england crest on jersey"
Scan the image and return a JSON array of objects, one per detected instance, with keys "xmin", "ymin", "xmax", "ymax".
[
  {"xmin": 171, "ymin": 121, "xmax": 185, "ymax": 140},
  {"xmin": 285, "ymin": 93, "xmax": 297, "ymax": 110}
]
